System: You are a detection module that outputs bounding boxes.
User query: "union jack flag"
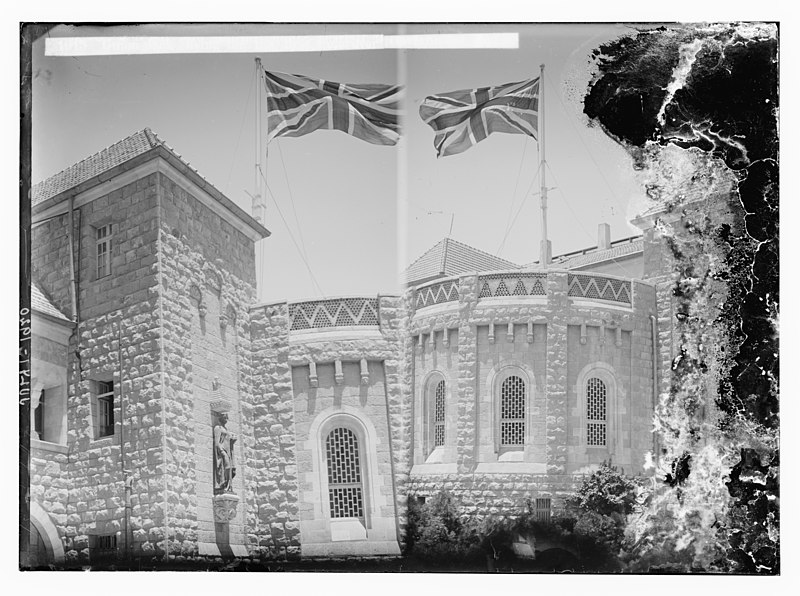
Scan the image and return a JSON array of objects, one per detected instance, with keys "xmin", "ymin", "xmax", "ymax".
[
  {"xmin": 419, "ymin": 77, "xmax": 539, "ymax": 157},
  {"xmin": 264, "ymin": 71, "xmax": 402, "ymax": 146}
]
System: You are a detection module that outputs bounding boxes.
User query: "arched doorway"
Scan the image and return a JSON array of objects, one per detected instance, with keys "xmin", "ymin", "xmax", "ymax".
[{"xmin": 28, "ymin": 502, "xmax": 65, "ymax": 567}]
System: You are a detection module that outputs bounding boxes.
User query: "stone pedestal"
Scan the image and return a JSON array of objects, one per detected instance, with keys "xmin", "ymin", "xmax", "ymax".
[{"xmin": 212, "ymin": 493, "xmax": 240, "ymax": 523}]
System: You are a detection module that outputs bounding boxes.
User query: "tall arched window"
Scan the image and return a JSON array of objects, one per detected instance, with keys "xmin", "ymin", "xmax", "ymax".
[
  {"xmin": 586, "ymin": 378, "xmax": 607, "ymax": 447},
  {"xmin": 433, "ymin": 380, "xmax": 446, "ymax": 448},
  {"xmin": 500, "ymin": 375, "xmax": 526, "ymax": 448},
  {"xmin": 326, "ymin": 427, "xmax": 365, "ymax": 520}
]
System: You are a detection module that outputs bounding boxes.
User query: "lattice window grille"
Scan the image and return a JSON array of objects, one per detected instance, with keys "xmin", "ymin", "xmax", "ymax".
[
  {"xmin": 530, "ymin": 277, "xmax": 546, "ymax": 295},
  {"xmin": 534, "ymin": 498, "xmax": 552, "ymax": 523},
  {"xmin": 500, "ymin": 375, "xmax": 526, "ymax": 446},
  {"xmin": 568, "ymin": 274, "xmax": 631, "ymax": 305},
  {"xmin": 478, "ymin": 274, "xmax": 547, "ymax": 298},
  {"xmin": 512, "ymin": 280, "xmax": 527, "ymax": 295},
  {"xmin": 434, "ymin": 380, "xmax": 446, "ymax": 447},
  {"xmin": 326, "ymin": 427, "xmax": 365, "ymax": 519},
  {"xmin": 289, "ymin": 298, "xmax": 379, "ymax": 330},
  {"xmin": 416, "ymin": 280, "xmax": 459, "ymax": 308},
  {"xmin": 586, "ymin": 377, "xmax": 607, "ymax": 447}
]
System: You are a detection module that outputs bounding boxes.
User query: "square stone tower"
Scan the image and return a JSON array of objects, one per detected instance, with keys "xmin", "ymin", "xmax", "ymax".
[{"xmin": 29, "ymin": 129, "xmax": 269, "ymax": 565}]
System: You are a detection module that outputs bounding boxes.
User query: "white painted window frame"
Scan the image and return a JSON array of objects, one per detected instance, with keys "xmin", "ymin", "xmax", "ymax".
[{"xmin": 95, "ymin": 223, "xmax": 112, "ymax": 279}]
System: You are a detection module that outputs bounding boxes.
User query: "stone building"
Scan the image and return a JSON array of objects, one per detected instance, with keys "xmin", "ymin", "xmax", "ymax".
[{"xmin": 27, "ymin": 128, "xmax": 683, "ymax": 566}]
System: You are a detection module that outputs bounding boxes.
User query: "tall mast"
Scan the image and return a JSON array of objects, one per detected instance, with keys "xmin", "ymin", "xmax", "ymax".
[
  {"xmin": 539, "ymin": 63, "xmax": 551, "ymax": 268},
  {"xmin": 253, "ymin": 57, "xmax": 266, "ymax": 224}
]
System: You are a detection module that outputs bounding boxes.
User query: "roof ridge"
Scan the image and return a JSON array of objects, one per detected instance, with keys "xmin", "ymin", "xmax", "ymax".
[
  {"xmin": 405, "ymin": 237, "xmax": 446, "ymax": 273},
  {"xmin": 525, "ymin": 236, "xmax": 644, "ymax": 268},
  {"xmin": 142, "ymin": 127, "xmax": 162, "ymax": 148},
  {"xmin": 32, "ymin": 128, "xmax": 157, "ymax": 189},
  {"xmin": 440, "ymin": 237, "xmax": 450, "ymax": 274},
  {"xmin": 444, "ymin": 237, "xmax": 518, "ymax": 267}
]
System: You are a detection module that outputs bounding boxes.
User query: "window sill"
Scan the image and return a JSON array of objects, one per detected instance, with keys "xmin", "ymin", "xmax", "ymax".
[
  {"xmin": 90, "ymin": 434, "xmax": 120, "ymax": 447},
  {"xmin": 424, "ymin": 446, "xmax": 447, "ymax": 464},
  {"xmin": 410, "ymin": 462, "xmax": 458, "ymax": 475},
  {"xmin": 30, "ymin": 438, "xmax": 69, "ymax": 454},
  {"xmin": 497, "ymin": 449, "xmax": 524, "ymax": 462}
]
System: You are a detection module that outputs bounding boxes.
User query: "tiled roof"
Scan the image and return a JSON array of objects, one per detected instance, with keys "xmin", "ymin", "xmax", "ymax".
[
  {"xmin": 524, "ymin": 236, "xmax": 643, "ymax": 270},
  {"xmin": 405, "ymin": 237, "xmax": 518, "ymax": 286},
  {"xmin": 31, "ymin": 128, "xmax": 270, "ymax": 240},
  {"xmin": 32, "ymin": 129, "xmax": 162, "ymax": 206},
  {"xmin": 555, "ymin": 237, "xmax": 643, "ymax": 269},
  {"xmin": 31, "ymin": 283, "xmax": 71, "ymax": 322}
]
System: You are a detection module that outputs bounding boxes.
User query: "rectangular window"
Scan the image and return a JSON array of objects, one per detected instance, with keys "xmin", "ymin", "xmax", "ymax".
[
  {"xmin": 96, "ymin": 224, "xmax": 112, "ymax": 278},
  {"xmin": 92, "ymin": 534, "xmax": 118, "ymax": 561},
  {"xmin": 34, "ymin": 389, "xmax": 45, "ymax": 440},
  {"xmin": 97, "ymin": 380, "xmax": 115, "ymax": 438}
]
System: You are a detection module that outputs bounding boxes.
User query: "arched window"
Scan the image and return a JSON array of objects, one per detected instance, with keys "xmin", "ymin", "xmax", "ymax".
[
  {"xmin": 326, "ymin": 427, "xmax": 365, "ymax": 520},
  {"xmin": 586, "ymin": 378, "xmax": 607, "ymax": 447},
  {"xmin": 500, "ymin": 375, "xmax": 526, "ymax": 448},
  {"xmin": 433, "ymin": 380, "xmax": 446, "ymax": 448}
]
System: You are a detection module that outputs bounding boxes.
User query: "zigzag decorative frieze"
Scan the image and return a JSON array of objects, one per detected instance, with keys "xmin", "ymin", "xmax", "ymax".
[
  {"xmin": 289, "ymin": 297, "xmax": 380, "ymax": 331},
  {"xmin": 567, "ymin": 274, "xmax": 632, "ymax": 305},
  {"xmin": 477, "ymin": 273, "xmax": 547, "ymax": 300},
  {"xmin": 415, "ymin": 279, "xmax": 459, "ymax": 309}
]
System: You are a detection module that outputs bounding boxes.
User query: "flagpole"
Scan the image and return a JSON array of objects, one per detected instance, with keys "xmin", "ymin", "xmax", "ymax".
[
  {"xmin": 253, "ymin": 58, "xmax": 266, "ymax": 225},
  {"xmin": 539, "ymin": 63, "xmax": 550, "ymax": 268}
]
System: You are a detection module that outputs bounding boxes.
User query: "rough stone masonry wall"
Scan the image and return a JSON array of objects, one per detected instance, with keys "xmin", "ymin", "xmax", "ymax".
[
  {"xmin": 29, "ymin": 332, "xmax": 71, "ymax": 558},
  {"xmin": 406, "ymin": 272, "xmax": 657, "ymax": 516},
  {"xmin": 31, "ymin": 212, "xmax": 74, "ymax": 318},
  {"xmin": 245, "ymin": 294, "xmax": 411, "ymax": 555},
  {"xmin": 407, "ymin": 474, "xmax": 581, "ymax": 515},
  {"xmin": 157, "ymin": 172, "xmax": 258, "ymax": 559},
  {"xmin": 411, "ymin": 312, "xmax": 461, "ymax": 465},
  {"xmin": 288, "ymin": 295, "xmax": 408, "ymax": 551},
  {"xmin": 29, "ymin": 173, "xmax": 166, "ymax": 564},
  {"xmin": 379, "ymin": 294, "xmax": 414, "ymax": 535},
  {"xmin": 247, "ymin": 302, "xmax": 299, "ymax": 559},
  {"xmin": 475, "ymin": 322, "xmax": 548, "ymax": 464}
]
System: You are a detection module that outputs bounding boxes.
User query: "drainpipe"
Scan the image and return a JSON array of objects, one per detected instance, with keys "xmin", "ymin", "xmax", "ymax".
[
  {"xmin": 67, "ymin": 196, "xmax": 78, "ymax": 321},
  {"xmin": 649, "ymin": 315, "xmax": 659, "ymax": 461},
  {"xmin": 118, "ymin": 318, "xmax": 132, "ymax": 566}
]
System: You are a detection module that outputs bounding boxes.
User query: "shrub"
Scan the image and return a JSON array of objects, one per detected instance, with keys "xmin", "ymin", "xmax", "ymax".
[
  {"xmin": 568, "ymin": 462, "xmax": 638, "ymax": 516},
  {"xmin": 564, "ymin": 463, "xmax": 639, "ymax": 571},
  {"xmin": 405, "ymin": 492, "xmax": 518, "ymax": 568},
  {"xmin": 405, "ymin": 492, "xmax": 484, "ymax": 565}
]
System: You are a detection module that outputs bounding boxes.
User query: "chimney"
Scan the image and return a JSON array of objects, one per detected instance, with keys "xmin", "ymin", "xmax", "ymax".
[{"xmin": 597, "ymin": 223, "xmax": 611, "ymax": 250}]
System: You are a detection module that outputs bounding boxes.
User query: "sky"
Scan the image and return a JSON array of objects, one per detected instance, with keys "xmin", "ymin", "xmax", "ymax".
[{"xmin": 32, "ymin": 23, "xmax": 648, "ymax": 304}]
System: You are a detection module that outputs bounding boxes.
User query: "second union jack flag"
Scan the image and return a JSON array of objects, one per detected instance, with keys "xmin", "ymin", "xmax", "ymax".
[
  {"xmin": 419, "ymin": 77, "xmax": 539, "ymax": 157},
  {"xmin": 264, "ymin": 71, "xmax": 402, "ymax": 146}
]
